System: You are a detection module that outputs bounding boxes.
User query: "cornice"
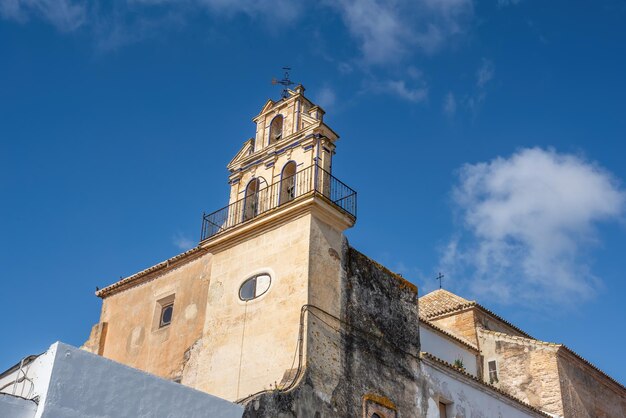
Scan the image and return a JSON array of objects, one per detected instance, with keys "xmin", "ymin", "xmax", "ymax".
[{"xmin": 199, "ymin": 193, "xmax": 355, "ymax": 254}]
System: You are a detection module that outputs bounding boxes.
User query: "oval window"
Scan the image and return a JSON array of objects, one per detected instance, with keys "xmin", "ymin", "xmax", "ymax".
[{"xmin": 239, "ymin": 274, "xmax": 271, "ymax": 301}]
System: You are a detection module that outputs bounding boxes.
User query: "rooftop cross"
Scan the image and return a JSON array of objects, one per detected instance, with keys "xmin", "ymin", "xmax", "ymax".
[
  {"xmin": 436, "ymin": 272, "xmax": 445, "ymax": 289},
  {"xmin": 271, "ymin": 67, "xmax": 295, "ymax": 99}
]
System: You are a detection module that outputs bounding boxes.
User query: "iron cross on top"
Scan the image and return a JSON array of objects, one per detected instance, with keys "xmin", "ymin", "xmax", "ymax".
[{"xmin": 436, "ymin": 272, "xmax": 445, "ymax": 289}]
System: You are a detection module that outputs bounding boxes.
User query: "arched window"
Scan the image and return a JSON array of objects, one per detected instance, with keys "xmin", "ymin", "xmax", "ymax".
[
  {"xmin": 279, "ymin": 161, "xmax": 297, "ymax": 205},
  {"xmin": 243, "ymin": 178, "xmax": 260, "ymax": 221},
  {"xmin": 239, "ymin": 273, "xmax": 272, "ymax": 301},
  {"xmin": 269, "ymin": 115, "xmax": 283, "ymax": 145}
]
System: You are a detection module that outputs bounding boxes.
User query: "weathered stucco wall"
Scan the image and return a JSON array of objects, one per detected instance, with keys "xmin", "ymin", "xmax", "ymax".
[
  {"xmin": 0, "ymin": 394, "xmax": 36, "ymax": 418},
  {"xmin": 244, "ymin": 245, "xmax": 423, "ymax": 417},
  {"xmin": 242, "ymin": 245, "xmax": 543, "ymax": 417},
  {"xmin": 86, "ymin": 251, "xmax": 211, "ymax": 381},
  {"xmin": 420, "ymin": 325, "xmax": 478, "ymax": 377},
  {"xmin": 302, "ymin": 214, "xmax": 347, "ymax": 399},
  {"xmin": 478, "ymin": 331, "xmax": 563, "ymax": 416},
  {"xmin": 420, "ymin": 357, "xmax": 545, "ymax": 418},
  {"xmin": 557, "ymin": 351, "xmax": 626, "ymax": 418},
  {"xmin": 189, "ymin": 214, "xmax": 312, "ymax": 401},
  {"xmin": 429, "ymin": 308, "xmax": 528, "ymax": 349},
  {"xmin": 473, "ymin": 309, "xmax": 528, "ymax": 338}
]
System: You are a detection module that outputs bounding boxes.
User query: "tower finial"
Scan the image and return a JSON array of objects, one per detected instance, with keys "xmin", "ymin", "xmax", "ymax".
[{"xmin": 271, "ymin": 67, "xmax": 295, "ymax": 99}]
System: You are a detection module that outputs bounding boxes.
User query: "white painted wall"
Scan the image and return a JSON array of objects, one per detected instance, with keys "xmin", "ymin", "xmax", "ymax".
[
  {"xmin": 421, "ymin": 359, "xmax": 544, "ymax": 418},
  {"xmin": 0, "ymin": 394, "xmax": 37, "ymax": 418},
  {"xmin": 1, "ymin": 342, "xmax": 244, "ymax": 418},
  {"xmin": 420, "ymin": 325, "xmax": 478, "ymax": 376},
  {"xmin": 0, "ymin": 349, "xmax": 56, "ymax": 406}
]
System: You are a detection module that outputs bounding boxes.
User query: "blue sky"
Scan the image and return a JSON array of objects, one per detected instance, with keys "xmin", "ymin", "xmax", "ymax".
[{"xmin": 2, "ymin": 0, "xmax": 626, "ymax": 385}]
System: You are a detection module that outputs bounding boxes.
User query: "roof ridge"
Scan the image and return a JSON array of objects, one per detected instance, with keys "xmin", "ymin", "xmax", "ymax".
[
  {"xmin": 423, "ymin": 302, "xmax": 533, "ymax": 340},
  {"xmin": 478, "ymin": 329, "xmax": 559, "ymax": 348},
  {"xmin": 96, "ymin": 246, "xmax": 207, "ymax": 298},
  {"xmin": 479, "ymin": 329, "xmax": 626, "ymax": 392},
  {"xmin": 559, "ymin": 346, "xmax": 626, "ymax": 393},
  {"xmin": 420, "ymin": 288, "xmax": 474, "ymax": 303},
  {"xmin": 421, "ymin": 301, "xmax": 477, "ymax": 319}
]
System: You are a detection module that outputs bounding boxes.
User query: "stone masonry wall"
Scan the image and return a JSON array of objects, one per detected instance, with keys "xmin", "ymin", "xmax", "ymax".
[
  {"xmin": 558, "ymin": 351, "xmax": 626, "ymax": 418},
  {"xmin": 430, "ymin": 310, "xmax": 478, "ymax": 347},
  {"xmin": 243, "ymin": 244, "xmax": 423, "ymax": 417},
  {"xmin": 478, "ymin": 332, "xmax": 563, "ymax": 416}
]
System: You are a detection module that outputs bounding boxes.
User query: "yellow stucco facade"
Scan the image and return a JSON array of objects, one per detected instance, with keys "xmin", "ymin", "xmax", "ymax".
[{"xmin": 83, "ymin": 86, "xmax": 355, "ymax": 402}]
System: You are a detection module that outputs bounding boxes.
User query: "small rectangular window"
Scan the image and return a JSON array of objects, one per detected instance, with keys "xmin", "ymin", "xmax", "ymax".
[
  {"xmin": 488, "ymin": 360, "xmax": 499, "ymax": 383},
  {"xmin": 153, "ymin": 294, "xmax": 175, "ymax": 331}
]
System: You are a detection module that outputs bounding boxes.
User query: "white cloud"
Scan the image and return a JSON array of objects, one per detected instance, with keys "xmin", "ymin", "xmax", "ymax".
[
  {"xmin": 367, "ymin": 78, "xmax": 428, "ymax": 103},
  {"xmin": 443, "ymin": 91, "xmax": 456, "ymax": 116},
  {"xmin": 0, "ymin": 0, "xmax": 87, "ymax": 31},
  {"xmin": 338, "ymin": 62, "xmax": 353, "ymax": 74},
  {"xmin": 173, "ymin": 232, "xmax": 195, "ymax": 251},
  {"xmin": 406, "ymin": 66, "xmax": 423, "ymax": 80},
  {"xmin": 329, "ymin": 0, "xmax": 408, "ymax": 65},
  {"xmin": 129, "ymin": 0, "xmax": 302, "ymax": 23},
  {"xmin": 1, "ymin": 0, "xmax": 472, "ymax": 107},
  {"xmin": 476, "ymin": 58, "xmax": 494, "ymax": 88},
  {"xmin": 195, "ymin": 0, "xmax": 302, "ymax": 23},
  {"xmin": 454, "ymin": 58, "xmax": 493, "ymax": 115},
  {"xmin": 387, "ymin": 80, "xmax": 428, "ymax": 102},
  {"xmin": 497, "ymin": 0, "xmax": 522, "ymax": 7},
  {"xmin": 330, "ymin": 0, "xmax": 472, "ymax": 65},
  {"xmin": 441, "ymin": 148, "xmax": 625, "ymax": 308},
  {"xmin": 1, "ymin": 0, "xmax": 301, "ymax": 37},
  {"xmin": 315, "ymin": 86, "xmax": 337, "ymax": 109}
]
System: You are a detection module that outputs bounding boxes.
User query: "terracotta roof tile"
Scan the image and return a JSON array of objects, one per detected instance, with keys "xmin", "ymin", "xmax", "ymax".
[
  {"xmin": 419, "ymin": 289, "xmax": 473, "ymax": 318},
  {"xmin": 419, "ymin": 289, "xmax": 533, "ymax": 339},
  {"xmin": 96, "ymin": 246, "xmax": 207, "ymax": 298}
]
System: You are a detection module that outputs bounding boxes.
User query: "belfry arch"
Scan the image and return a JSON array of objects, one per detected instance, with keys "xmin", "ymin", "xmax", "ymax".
[
  {"xmin": 268, "ymin": 115, "xmax": 283, "ymax": 145},
  {"xmin": 243, "ymin": 178, "xmax": 260, "ymax": 221},
  {"xmin": 279, "ymin": 161, "xmax": 297, "ymax": 205}
]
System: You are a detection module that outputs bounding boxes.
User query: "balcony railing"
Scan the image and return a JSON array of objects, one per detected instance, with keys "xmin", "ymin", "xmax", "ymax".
[{"xmin": 201, "ymin": 165, "xmax": 357, "ymax": 241}]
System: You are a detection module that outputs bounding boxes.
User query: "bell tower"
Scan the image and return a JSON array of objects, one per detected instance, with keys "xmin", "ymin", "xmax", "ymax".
[
  {"xmin": 201, "ymin": 85, "xmax": 355, "ymax": 241},
  {"xmin": 191, "ymin": 85, "xmax": 357, "ymax": 400},
  {"xmin": 85, "ymin": 86, "xmax": 358, "ymax": 404}
]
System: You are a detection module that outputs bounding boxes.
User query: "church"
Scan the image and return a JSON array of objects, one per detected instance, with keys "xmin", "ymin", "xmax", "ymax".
[{"xmin": 2, "ymin": 86, "xmax": 625, "ymax": 417}]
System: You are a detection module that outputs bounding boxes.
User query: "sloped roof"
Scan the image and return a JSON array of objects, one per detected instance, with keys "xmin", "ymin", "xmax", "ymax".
[
  {"xmin": 96, "ymin": 246, "xmax": 207, "ymax": 298},
  {"xmin": 419, "ymin": 317, "xmax": 479, "ymax": 352},
  {"xmin": 419, "ymin": 289, "xmax": 473, "ymax": 318},
  {"xmin": 419, "ymin": 289, "xmax": 533, "ymax": 339}
]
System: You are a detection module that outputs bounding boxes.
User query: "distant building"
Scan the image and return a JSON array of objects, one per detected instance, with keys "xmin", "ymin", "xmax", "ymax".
[
  {"xmin": 419, "ymin": 289, "xmax": 626, "ymax": 417},
  {"xmin": 2, "ymin": 87, "xmax": 624, "ymax": 417}
]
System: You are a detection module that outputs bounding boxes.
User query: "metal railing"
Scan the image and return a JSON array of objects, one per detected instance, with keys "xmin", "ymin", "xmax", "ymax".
[{"xmin": 201, "ymin": 165, "xmax": 356, "ymax": 241}]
